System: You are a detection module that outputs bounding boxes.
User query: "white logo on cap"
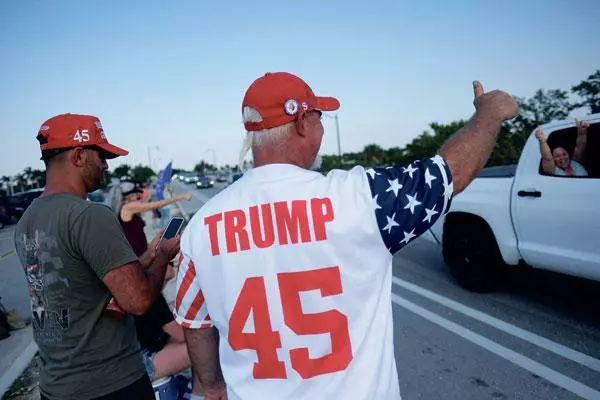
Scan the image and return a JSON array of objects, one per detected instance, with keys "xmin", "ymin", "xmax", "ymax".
[
  {"xmin": 73, "ymin": 129, "xmax": 90, "ymax": 143},
  {"xmin": 301, "ymin": 102, "xmax": 309, "ymax": 111},
  {"xmin": 284, "ymin": 99, "xmax": 299, "ymax": 116}
]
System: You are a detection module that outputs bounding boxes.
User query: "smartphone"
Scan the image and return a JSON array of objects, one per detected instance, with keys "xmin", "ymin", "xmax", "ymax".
[{"xmin": 156, "ymin": 217, "xmax": 185, "ymax": 251}]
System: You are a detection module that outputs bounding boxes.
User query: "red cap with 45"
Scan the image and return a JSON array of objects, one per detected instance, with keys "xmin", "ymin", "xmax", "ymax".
[{"xmin": 37, "ymin": 113, "xmax": 128, "ymax": 159}]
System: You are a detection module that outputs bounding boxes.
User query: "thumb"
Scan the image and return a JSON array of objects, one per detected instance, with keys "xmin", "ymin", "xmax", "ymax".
[{"xmin": 473, "ymin": 80, "xmax": 484, "ymax": 99}]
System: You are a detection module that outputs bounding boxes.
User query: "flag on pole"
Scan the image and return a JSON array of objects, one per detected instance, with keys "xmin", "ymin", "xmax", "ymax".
[{"xmin": 155, "ymin": 161, "xmax": 173, "ymax": 201}]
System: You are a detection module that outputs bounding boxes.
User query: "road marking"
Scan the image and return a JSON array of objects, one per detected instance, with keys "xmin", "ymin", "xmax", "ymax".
[
  {"xmin": 392, "ymin": 275, "xmax": 600, "ymax": 373},
  {"xmin": 0, "ymin": 338, "xmax": 38, "ymax": 397},
  {"xmin": 392, "ymin": 293, "xmax": 600, "ymax": 400},
  {"xmin": 0, "ymin": 248, "xmax": 16, "ymax": 262}
]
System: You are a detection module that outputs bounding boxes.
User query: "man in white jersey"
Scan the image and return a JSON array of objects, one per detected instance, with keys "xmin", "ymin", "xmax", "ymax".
[{"xmin": 175, "ymin": 72, "xmax": 519, "ymax": 400}]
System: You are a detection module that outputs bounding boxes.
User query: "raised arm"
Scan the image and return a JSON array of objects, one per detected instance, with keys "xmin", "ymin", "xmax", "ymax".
[
  {"xmin": 121, "ymin": 193, "xmax": 192, "ymax": 220},
  {"xmin": 535, "ymin": 128, "xmax": 556, "ymax": 175},
  {"xmin": 573, "ymin": 119, "xmax": 589, "ymax": 162},
  {"xmin": 439, "ymin": 81, "xmax": 519, "ymax": 194}
]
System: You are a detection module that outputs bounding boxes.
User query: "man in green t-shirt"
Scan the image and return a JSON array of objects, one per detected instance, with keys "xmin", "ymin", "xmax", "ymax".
[{"xmin": 14, "ymin": 113, "xmax": 181, "ymax": 400}]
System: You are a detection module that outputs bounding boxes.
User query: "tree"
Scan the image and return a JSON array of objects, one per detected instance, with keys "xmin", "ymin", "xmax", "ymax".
[
  {"xmin": 488, "ymin": 89, "xmax": 578, "ymax": 167},
  {"xmin": 113, "ymin": 164, "xmax": 132, "ymax": 179},
  {"xmin": 572, "ymin": 69, "xmax": 600, "ymax": 114},
  {"xmin": 13, "ymin": 174, "xmax": 27, "ymax": 193},
  {"xmin": 1, "ymin": 176, "xmax": 10, "ymax": 196},
  {"xmin": 130, "ymin": 165, "xmax": 155, "ymax": 182},
  {"xmin": 30, "ymin": 169, "xmax": 46, "ymax": 188},
  {"xmin": 194, "ymin": 161, "xmax": 216, "ymax": 174},
  {"xmin": 403, "ymin": 120, "xmax": 467, "ymax": 161},
  {"xmin": 510, "ymin": 89, "xmax": 576, "ymax": 137}
]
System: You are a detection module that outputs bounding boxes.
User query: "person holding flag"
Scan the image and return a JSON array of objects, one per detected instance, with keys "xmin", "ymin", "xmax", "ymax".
[{"xmin": 155, "ymin": 161, "xmax": 174, "ymax": 228}]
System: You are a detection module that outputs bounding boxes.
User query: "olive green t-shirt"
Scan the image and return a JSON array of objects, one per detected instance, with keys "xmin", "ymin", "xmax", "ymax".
[{"xmin": 14, "ymin": 193, "xmax": 145, "ymax": 399}]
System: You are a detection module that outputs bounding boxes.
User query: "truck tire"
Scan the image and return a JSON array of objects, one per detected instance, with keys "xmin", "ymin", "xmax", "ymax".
[{"xmin": 443, "ymin": 217, "xmax": 505, "ymax": 292}]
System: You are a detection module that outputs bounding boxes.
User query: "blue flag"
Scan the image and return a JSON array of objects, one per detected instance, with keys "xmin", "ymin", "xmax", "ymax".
[{"xmin": 155, "ymin": 161, "xmax": 173, "ymax": 201}]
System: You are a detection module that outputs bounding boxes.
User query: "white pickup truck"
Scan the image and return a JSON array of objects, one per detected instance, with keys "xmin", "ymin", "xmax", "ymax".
[{"xmin": 426, "ymin": 113, "xmax": 600, "ymax": 292}]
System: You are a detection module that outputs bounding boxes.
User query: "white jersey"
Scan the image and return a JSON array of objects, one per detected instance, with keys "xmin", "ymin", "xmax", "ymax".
[{"xmin": 175, "ymin": 157, "xmax": 453, "ymax": 400}]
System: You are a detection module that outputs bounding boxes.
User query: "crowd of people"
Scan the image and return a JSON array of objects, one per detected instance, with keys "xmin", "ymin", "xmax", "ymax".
[{"xmin": 13, "ymin": 72, "xmax": 521, "ymax": 400}]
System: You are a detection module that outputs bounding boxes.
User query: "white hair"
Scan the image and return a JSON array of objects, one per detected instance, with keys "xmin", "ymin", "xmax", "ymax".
[{"xmin": 238, "ymin": 109, "xmax": 294, "ymax": 171}]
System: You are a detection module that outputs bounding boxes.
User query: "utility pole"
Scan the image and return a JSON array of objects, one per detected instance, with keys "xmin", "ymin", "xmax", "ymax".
[
  {"xmin": 147, "ymin": 145, "xmax": 159, "ymax": 171},
  {"xmin": 335, "ymin": 114, "xmax": 342, "ymax": 162},
  {"xmin": 206, "ymin": 149, "xmax": 217, "ymax": 168}
]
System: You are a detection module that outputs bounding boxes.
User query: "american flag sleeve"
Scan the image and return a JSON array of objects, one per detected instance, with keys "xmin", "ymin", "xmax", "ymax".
[
  {"xmin": 365, "ymin": 155, "xmax": 454, "ymax": 255},
  {"xmin": 174, "ymin": 253, "xmax": 213, "ymax": 329}
]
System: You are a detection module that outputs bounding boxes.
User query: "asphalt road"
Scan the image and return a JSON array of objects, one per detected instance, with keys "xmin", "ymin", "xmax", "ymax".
[
  {"xmin": 170, "ymin": 179, "xmax": 600, "ymax": 400},
  {"xmin": 0, "ymin": 225, "xmax": 30, "ymax": 323}
]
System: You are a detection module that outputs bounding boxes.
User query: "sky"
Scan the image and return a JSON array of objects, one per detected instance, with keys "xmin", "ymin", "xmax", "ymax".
[{"xmin": 1, "ymin": 0, "xmax": 599, "ymax": 177}]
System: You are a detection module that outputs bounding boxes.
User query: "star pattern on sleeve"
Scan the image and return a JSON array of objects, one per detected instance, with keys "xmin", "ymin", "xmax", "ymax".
[{"xmin": 366, "ymin": 155, "xmax": 454, "ymax": 254}]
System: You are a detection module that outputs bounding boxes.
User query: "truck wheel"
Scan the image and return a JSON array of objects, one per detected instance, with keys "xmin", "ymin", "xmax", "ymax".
[{"xmin": 443, "ymin": 219, "xmax": 504, "ymax": 292}]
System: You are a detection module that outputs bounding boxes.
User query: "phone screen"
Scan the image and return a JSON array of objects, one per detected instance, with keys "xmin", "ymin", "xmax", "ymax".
[{"xmin": 162, "ymin": 217, "xmax": 184, "ymax": 240}]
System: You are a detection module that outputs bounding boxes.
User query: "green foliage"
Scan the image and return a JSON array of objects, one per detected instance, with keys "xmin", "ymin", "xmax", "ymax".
[
  {"xmin": 194, "ymin": 161, "xmax": 217, "ymax": 174},
  {"xmin": 112, "ymin": 164, "xmax": 132, "ymax": 179},
  {"xmin": 572, "ymin": 69, "xmax": 600, "ymax": 114},
  {"xmin": 131, "ymin": 165, "xmax": 155, "ymax": 182},
  {"xmin": 318, "ymin": 69, "xmax": 599, "ymax": 171}
]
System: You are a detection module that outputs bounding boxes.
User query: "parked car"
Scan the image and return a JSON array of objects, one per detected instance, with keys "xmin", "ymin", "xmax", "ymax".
[
  {"xmin": 0, "ymin": 189, "xmax": 44, "ymax": 225},
  {"xmin": 13, "ymin": 188, "xmax": 44, "ymax": 208},
  {"xmin": 196, "ymin": 176, "xmax": 214, "ymax": 189},
  {"xmin": 0, "ymin": 196, "xmax": 24, "ymax": 225},
  {"xmin": 426, "ymin": 113, "xmax": 600, "ymax": 292},
  {"xmin": 0, "ymin": 202, "xmax": 6, "ymax": 229},
  {"xmin": 216, "ymin": 173, "xmax": 227, "ymax": 183}
]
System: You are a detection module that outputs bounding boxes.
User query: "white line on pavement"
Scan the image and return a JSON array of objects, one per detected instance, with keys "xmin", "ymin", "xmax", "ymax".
[
  {"xmin": 391, "ymin": 293, "xmax": 600, "ymax": 400},
  {"xmin": 0, "ymin": 340, "xmax": 38, "ymax": 397},
  {"xmin": 392, "ymin": 276, "xmax": 600, "ymax": 373}
]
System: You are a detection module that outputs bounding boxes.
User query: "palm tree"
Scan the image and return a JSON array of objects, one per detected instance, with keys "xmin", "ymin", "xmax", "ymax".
[
  {"xmin": 13, "ymin": 174, "xmax": 27, "ymax": 193},
  {"xmin": 30, "ymin": 169, "xmax": 46, "ymax": 188},
  {"xmin": 22, "ymin": 167, "xmax": 34, "ymax": 189},
  {"xmin": 1, "ymin": 176, "xmax": 11, "ymax": 196}
]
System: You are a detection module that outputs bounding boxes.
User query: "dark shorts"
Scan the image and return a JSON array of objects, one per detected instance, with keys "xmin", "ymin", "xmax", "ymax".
[{"xmin": 40, "ymin": 374, "xmax": 154, "ymax": 400}]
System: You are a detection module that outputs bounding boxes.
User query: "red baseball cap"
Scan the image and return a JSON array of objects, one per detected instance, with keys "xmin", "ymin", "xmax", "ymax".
[
  {"xmin": 242, "ymin": 72, "xmax": 340, "ymax": 131},
  {"xmin": 37, "ymin": 113, "xmax": 128, "ymax": 159}
]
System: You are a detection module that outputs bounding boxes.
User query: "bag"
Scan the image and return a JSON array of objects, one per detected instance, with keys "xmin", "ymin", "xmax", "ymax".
[
  {"xmin": 6, "ymin": 309, "xmax": 26, "ymax": 330},
  {"xmin": 0, "ymin": 298, "xmax": 11, "ymax": 340}
]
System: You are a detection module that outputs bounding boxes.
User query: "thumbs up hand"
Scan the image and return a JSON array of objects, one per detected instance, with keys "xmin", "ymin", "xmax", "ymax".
[{"xmin": 472, "ymin": 80, "xmax": 519, "ymax": 123}]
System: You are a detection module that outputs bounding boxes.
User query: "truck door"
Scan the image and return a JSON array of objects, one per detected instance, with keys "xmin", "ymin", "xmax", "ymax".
[{"xmin": 510, "ymin": 118, "xmax": 600, "ymax": 282}]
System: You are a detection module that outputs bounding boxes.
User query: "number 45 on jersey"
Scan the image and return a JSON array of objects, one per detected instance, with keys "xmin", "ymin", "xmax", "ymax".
[{"xmin": 228, "ymin": 266, "xmax": 354, "ymax": 379}]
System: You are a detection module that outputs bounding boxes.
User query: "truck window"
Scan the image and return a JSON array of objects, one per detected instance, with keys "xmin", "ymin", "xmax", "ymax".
[{"xmin": 537, "ymin": 122, "xmax": 599, "ymax": 178}]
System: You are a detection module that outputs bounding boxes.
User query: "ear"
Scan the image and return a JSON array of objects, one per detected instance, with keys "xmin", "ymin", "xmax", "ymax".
[
  {"xmin": 70, "ymin": 147, "xmax": 86, "ymax": 167},
  {"xmin": 295, "ymin": 112, "xmax": 310, "ymax": 138}
]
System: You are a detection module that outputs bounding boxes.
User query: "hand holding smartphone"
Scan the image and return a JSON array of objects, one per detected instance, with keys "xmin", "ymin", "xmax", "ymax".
[{"xmin": 156, "ymin": 217, "xmax": 185, "ymax": 253}]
